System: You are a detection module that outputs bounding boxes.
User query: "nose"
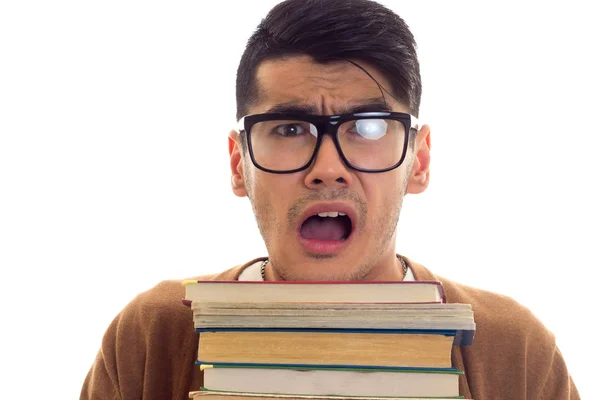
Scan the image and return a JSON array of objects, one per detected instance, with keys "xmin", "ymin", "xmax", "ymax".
[{"xmin": 303, "ymin": 134, "xmax": 353, "ymax": 189}]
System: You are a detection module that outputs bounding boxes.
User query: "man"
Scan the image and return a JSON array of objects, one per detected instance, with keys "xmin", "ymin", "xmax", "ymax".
[{"xmin": 81, "ymin": 0, "xmax": 579, "ymax": 398}]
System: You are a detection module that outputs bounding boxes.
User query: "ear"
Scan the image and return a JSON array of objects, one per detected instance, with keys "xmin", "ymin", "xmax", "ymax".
[
  {"xmin": 228, "ymin": 130, "xmax": 248, "ymax": 197},
  {"xmin": 406, "ymin": 124, "xmax": 431, "ymax": 194}
]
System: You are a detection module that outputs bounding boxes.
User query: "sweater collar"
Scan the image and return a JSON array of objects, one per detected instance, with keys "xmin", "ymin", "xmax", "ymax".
[{"xmin": 209, "ymin": 255, "xmax": 438, "ymax": 282}]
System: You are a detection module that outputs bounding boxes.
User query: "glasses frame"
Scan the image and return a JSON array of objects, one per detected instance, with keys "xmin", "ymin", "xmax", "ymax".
[{"xmin": 236, "ymin": 111, "xmax": 420, "ymax": 174}]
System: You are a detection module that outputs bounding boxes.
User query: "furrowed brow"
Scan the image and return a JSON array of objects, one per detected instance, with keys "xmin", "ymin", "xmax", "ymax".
[{"xmin": 265, "ymin": 98, "xmax": 393, "ymax": 116}]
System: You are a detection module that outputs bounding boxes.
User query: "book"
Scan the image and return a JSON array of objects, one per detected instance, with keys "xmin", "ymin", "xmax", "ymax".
[
  {"xmin": 197, "ymin": 330, "xmax": 454, "ymax": 368},
  {"xmin": 183, "ymin": 280, "xmax": 446, "ymax": 304},
  {"xmin": 200, "ymin": 364, "xmax": 463, "ymax": 398},
  {"xmin": 191, "ymin": 302, "xmax": 475, "ymax": 345},
  {"xmin": 184, "ymin": 279, "xmax": 475, "ymax": 399}
]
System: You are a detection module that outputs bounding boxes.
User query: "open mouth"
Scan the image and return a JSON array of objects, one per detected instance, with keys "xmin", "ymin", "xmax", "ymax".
[{"xmin": 299, "ymin": 211, "xmax": 353, "ymax": 242}]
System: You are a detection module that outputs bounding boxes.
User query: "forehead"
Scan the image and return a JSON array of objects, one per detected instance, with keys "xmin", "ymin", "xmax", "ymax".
[{"xmin": 252, "ymin": 55, "xmax": 405, "ymax": 115}]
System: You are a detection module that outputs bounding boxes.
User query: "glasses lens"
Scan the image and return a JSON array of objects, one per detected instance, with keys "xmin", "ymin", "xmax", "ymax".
[
  {"xmin": 338, "ymin": 118, "xmax": 407, "ymax": 170},
  {"xmin": 249, "ymin": 120, "xmax": 318, "ymax": 171}
]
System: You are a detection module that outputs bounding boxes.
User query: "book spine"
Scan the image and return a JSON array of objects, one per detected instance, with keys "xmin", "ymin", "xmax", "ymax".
[
  {"xmin": 195, "ymin": 328, "xmax": 473, "ymax": 346},
  {"xmin": 195, "ymin": 361, "xmax": 461, "ymax": 373}
]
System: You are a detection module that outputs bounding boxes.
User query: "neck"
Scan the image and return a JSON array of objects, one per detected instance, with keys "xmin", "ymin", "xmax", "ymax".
[
  {"xmin": 361, "ymin": 253, "xmax": 406, "ymax": 281},
  {"xmin": 264, "ymin": 252, "xmax": 406, "ymax": 281}
]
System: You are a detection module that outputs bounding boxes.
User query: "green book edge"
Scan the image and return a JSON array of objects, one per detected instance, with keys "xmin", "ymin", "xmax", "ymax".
[
  {"xmin": 201, "ymin": 364, "xmax": 463, "ymax": 375},
  {"xmin": 198, "ymin": 388, "xmax": 464, "ymax": 399}
]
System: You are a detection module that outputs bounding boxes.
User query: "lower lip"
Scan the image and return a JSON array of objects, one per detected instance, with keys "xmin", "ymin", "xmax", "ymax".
[{"xmin": 297, "ymin": 231, "xmax": 353, "ymax": 255}]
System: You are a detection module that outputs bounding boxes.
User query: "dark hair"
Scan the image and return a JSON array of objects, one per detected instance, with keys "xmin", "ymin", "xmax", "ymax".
[{"xmin": 235, "ymin": 0, "xmax": 422, "ymax": 122}]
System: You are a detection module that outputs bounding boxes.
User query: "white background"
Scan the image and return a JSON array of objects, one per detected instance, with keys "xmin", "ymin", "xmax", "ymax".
[{"xmin": 1, "ymin": 1, "xmax": 598, "ymax": 398}]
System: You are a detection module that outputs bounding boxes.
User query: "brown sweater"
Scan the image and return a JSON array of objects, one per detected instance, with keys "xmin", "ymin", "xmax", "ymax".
[{"xmin": 80, "ymin": 257, "xmax": 580, "ymax": 399}]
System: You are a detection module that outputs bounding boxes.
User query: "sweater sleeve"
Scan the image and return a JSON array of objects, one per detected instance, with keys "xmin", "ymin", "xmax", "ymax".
[
  {"xmin": 434, "ymin": 273, "xmax": 581, "ymax": 399},
  {"xmin": 540, "ymin": 345, "xmax": 580, "ymax": 399},
  {"xmin": 80, "ymin": 314, "xmax": 123, "ymax": 400},
  {"xmin": 80, "ymin": 280, "xmax": 200, "ymax": 400}
]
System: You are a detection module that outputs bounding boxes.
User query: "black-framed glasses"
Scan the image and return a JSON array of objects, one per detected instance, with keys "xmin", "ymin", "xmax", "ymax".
[{"xmin": 235, "ymin": 111, "xmax": 419, "ymax": 174}]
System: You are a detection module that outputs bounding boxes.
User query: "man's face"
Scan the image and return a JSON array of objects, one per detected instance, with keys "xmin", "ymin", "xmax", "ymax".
[{"xmin": 229, "ymin": 55, "xmax": 430, "ymax": 281}]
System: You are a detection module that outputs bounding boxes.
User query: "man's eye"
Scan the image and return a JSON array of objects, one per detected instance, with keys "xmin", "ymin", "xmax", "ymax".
[
  {"xmin": 274, "ymin": 124, "xmax": 306, "ymax": 136},
  {"xmin": 352, "ymin": 119, "xmax": 388, "ymax": 140}
]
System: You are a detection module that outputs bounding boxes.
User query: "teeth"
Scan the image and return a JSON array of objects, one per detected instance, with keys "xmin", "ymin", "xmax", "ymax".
[
  {"xmin": 316, "ymin": 211, "xmax": 345, "ymax": 218},
  {"xmin": 317, "ymin": 212, "xmax": 335, "ymax": 217}
]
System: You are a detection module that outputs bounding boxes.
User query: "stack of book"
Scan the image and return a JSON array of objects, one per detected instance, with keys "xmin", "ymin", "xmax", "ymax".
[{"xmin": 183, "ymin": 280, "xmax": 475, "ymax": 400}]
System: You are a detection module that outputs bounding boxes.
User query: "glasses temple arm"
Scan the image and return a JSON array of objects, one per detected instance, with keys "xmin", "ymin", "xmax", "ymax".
[{"xmin": 410, "ymin": 115, "xmax": 420, "ymax": 131}]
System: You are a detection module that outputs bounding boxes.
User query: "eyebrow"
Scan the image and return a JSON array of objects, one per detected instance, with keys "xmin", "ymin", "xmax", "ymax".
[{"xmin": 264, "ymin": 98, "xmax": 393, "ymax": 115}]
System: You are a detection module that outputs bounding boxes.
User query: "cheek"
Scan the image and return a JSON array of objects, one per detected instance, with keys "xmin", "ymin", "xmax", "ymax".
[
  {"xmin": 251, "ymin": 176, "xmax": 295, "ymax": 225},
  {"xmin": 363, "ymin": 176, "xmax": 405, "ymax": 220}
]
